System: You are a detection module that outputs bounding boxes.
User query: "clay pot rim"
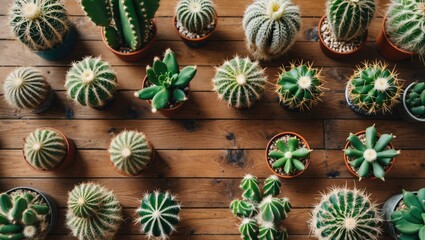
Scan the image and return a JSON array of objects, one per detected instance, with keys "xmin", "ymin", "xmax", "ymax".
[
  {"xmin": 265, "ymin": 132, "xmax": 311, "ymax": 179},
  {"xmin": 381, "ymin": 17, "xmax": 415, "ymax": 56},
  {"xmin": 173, "ymin": 16, "xmax": 218, "ymax": 42}
]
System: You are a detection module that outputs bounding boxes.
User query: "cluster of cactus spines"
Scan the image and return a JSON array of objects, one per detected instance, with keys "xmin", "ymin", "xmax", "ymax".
[
  {"xmin": 344, "ymin": 124, "xmax": 400, "ymax": 181},
  {"xmin": 108, "ymin": 130, "xmax": 153, "ymax": 176},
  {"xmin": 4, "ymin": 67, "xmax": 51, "ymax": 110},
  {"xmin": 81, "ymin": 0, "xmax": 160, "ymax": 51},
  {"xmin": 347, "ymin": 61, "xmax": 403, "ymax": 115},
  {"xmin": 212, "ymin": 56, "xmax": 267, "ymax": 109},
  {"xmin": 326, "ymin": 0, "xmax": 376, "ymax": 41},
  {"xmin": 0, "ymin": 190, "xmax": 51, "ymax": 239},
  {"xmin": 230, "ymin": 175, "xmax": 291, "ymax": 240},
  {"xmin": 66, "ymin": 183, "xmax": 122, "ymax": 240},
  {"xmin": 405, "ymin": 82, "xmax": 425, "ymax": 118},
  {"xmin": 176, "ymin": 0, "xmax": 217, "ymax": 34},
  {"xmin": 243, "ymin": 0, "xmax": 301, "ymax": 60},
  {"xmin": 65, "ymin": 56, "xmax": 118, "ymax": 108},
  {"xmin": 276, "ymin": 62, "xmax": 325, "ymax": 111},
  {"xmin": 135, "ymin": 49, "xmax": 197, "ymax": 112},
  {"xmin": 24, "ymin": 128, "xmax": 68, "ymax": 171},
  {"xmin": 136, "ymin": 191, "xmax": 181, "ymax": 240},
  {"xmin": 9, "ymin": 0, "xmax": 71, "ymax": 51},
  {"xmin": 391, "ymin": 188, "xmax": 425, "ymax": 240},
  {"xmin": 310, "ymin": 187, "xmax": 383, "ymax": 240}
]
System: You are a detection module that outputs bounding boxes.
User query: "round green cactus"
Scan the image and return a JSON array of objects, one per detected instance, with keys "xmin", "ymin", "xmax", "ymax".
[
  {"xmin": 239, "ymin": 218, "xmax": 259, "ymax": 240},
  {"xmin": 213, "ymin": 56, "xmax": 267, "ymax": 109},
  {"xmin": 66, "ymin": 183, "xmax": 122, "ymax": 240},
  {"xmin": 65, "ymin": 56, "xmax": 118, "ymax": 109},
  {"xmin": 259, "ymin": 222, "xmax": 288, "ymax": 240},
  {"xmin": 243, "ymin": 0, "xmax": 301, "ymax": 60},
  {"xmin": 405, "ymin": 82, "xmax": 425, "ymax": 119},
  {"xmin": 176, "ymin": 0, "xmax": 217, "ymax": 34},
  {"xmin": 258, "ymin": 195, "xmax": 291, "ymax": 224}
]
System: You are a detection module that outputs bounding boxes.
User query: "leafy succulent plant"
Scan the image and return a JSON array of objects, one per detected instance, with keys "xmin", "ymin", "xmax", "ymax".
[
  {"xmin": 344, "ymin": 124, "xmax": 400, "ymax": 181},
  {"xmin": 135, "ymin": 49, "xmax": 197, "ymax": 112},
  {"xmin": 176, "ymin": 0, "xmax": 217, "ymax": 34},
  {"xmin": 405, "ymin": 82, "xmax": 425, "ymax": 119}
]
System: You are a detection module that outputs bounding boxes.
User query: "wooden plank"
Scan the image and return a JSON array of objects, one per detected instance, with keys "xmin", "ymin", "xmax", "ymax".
[{"xmin": 46, "ymin": 235, "xmax": 317, "ymax": 240}]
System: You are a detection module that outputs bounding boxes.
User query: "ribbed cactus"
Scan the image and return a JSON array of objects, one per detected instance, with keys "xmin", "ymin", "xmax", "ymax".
[
  {"xmin": 176, "ymin": 0, "xmax": 217, "ymax": 34},
  {"xmin": 108, "ymin": 130, "xmax": 153, "ymax": 176},
  {"xmin": 65, "ymin": 56, "xmax": 118, "ymax": 109},
  {"xmin": 4, "ymin": 67, "xmax": 52, "ymax": 111},
  {"xmin": 136, "ymin": 191, "xmax": 181, "ymax": 240},
  {"xmin": 9, "ymin": 0, "xmax": 71, "ymax": 51},
  {"xmin": 24, "ymin": 128, "xmax": 68, "ymax": 171},
  {"xmin": 213, "ymin": 56, "xmax": 267, "ymax": 108},
  {"xmin": 80, "ymin": 0, "xmax": 159, "ymax": 51},
  {"xmin": 0, "ymin": 189, "xmax": 51, "ymax": 239},
  {"xmin": 405, "ymin": 82, "xmax": 425, "ymax": 118},
  {"xmin": 66, "ymin": 183, "xmax": 122, "ymax": 240},
  {"xmin": 326, "ymin": 0, "xmax": 376, "ymax": 41},
  {"xmin": 276, "ymin": 62, "xmax": 325, "ymax": 111},
  {"xmin": 347, "ymin": 61, "xmax": 403, "ymax": 115},
  {"xmin": 344, "ymin": 124, "xmax": 400, "ymax": 181},
  {"xmin": 230, "ymin": 175, "xmax": 291, "ymax": 240},
  {"xmin": 243, "ymin": 0, "xmax": 301, "ymax": 60},
  {"xmin": 310, "ymin": 187, "xmax": 383, "ymax": 240}
]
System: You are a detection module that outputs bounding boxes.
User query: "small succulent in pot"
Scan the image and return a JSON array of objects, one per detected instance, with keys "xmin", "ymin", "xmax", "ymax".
[
  {"xmin": 402, "ymin": 81, "xmax": 425, "ymax": 122},
  {"xmin": 343, "ymin": 124, "xmax": 400, "ymax": 181}
]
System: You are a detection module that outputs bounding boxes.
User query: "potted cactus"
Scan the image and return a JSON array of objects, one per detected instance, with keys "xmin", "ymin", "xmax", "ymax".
[
  {"xmin": 23, "ymin": 128, "xmax": 76, "ymax": 172},
  {"xmin": 345, "ymin": 61, "xmax": 403, "ymax": 115},
  {"xmin": 230, "ymin": 175, "xmax": 291, "ymax": 239},
  {"xmin": 310, "ymin": 187, "xmax": 383, "ymax": 240},
  {"xmin": 65, "ymin": 56, "xmax": 118, "ymax": 110},
  {"xmin": 0, "ymin": 187, "xmax": 58, "ymax": 239},
  {"xmin": 212, "ymin": 56, "xmax": 267, "ymax": 109},
  {"xmin": 136, "ymin": 191, "xmax": 181, "ymax": 240},
  {"xmin": 9, "ymin": 0, "xmax": 76, "ymax": 61},
  {"xmin": 266, "ymin": 132, "xmax": 312, "ymax": 178},
  {"xmin": 108, "ymin": 130, "xmax": 154, "ymax": 176},
  {"xmin": 377, "ymin": 0, "xmax": 424, "ymax": 62},
  {"xmin": 80, "ymin": 0, "xmax": 159, "ymax": 62},
  {"xmin": 318, "ymin": 0, "xmax": 376, "ymax": 59},
  {"xmin": 174, "ymin": 0, "xmax": 218, "ymax": 48},
  {"xmin": 276, "ymin": 62, "xmax": 325, "ymax": 111},
  {"xmin": 343, "ymin": 124, "xmax": 400, "ymax": 181},
  {"xmin": 66, "ymin": 183, "xmax": 122, "ymax": 240},
  {"xmin": 242, "ymin": 0, "xmax": 301, "ymax": 61},
  {"xmin": 3, "ymin": 67, "xmax": 55, "ymax": 113},
  {"xmin": 134, "ymin": 49, "xmax": 196, "ymax": 115},
  {"xmin": 383, "ymin": 188, "xmax": 425, "ymax": 240},
  {"xmin": 400, "ymin": 81, "xmax": 425, "ymax": 122}
]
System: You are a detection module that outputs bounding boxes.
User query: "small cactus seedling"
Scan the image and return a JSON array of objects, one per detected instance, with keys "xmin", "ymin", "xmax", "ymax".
[
  {"xmin": 176, "ymin": 0, "xmax": 217, "ymax": 35},
  {"xmin": 66, "ymin": 183, "xmax": 122, "ymax": 240},
  {"xmin": 136, "ymin": 191, "xmax": 181, "ymax": 240},
  {"xmin": 344, "ymin": 124, "xmax": 400, "ymax": 181},
  {"xmin": 405, "ymin": 82, "xmax": 425, "ymax": 119},
  {"xmin": 135, "ymin": 49, "xmax": 197, "ymax": 112},
  {"xmin": 213, "ymin": 56, "xmax": 267, "ymax": 108}
]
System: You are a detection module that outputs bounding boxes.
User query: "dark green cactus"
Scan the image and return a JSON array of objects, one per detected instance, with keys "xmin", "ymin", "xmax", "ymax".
[{"xmin": 405, "ymin": 82, "xmax": 425, "ymax": 119}]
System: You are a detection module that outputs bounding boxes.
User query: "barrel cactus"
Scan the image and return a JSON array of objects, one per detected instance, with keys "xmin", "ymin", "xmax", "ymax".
[
  {"xmin": 136, "ymin": 191, "xmax": 181, "ymax": 240},
  {"xmin": 65, "ymin": 56, "xmax": 118, "ymax": 109},
  {"xmin": 276, "ymin": 62, "xmax": 325, "ymax": 111},
  {"xmin": 176, "ymin": 0, "xmax": 217, "ymax": 34},
  {"xmin": 242, "ymin": 0, "xmax": 301, "ymax": 60},
  {"xmin": 108, "ymin": 130, "xmax": 153, "ymax": 176},
  {"xmin": 405, "ymin": 82, "xmax": 425, "ymax": 119},
  {"xmin": 66, "ymin": 183, "xmax": 122, "ymax": 240},
  {"xmin": 212, "ymin": 56, "xmax": 267, "ymax": 108}
]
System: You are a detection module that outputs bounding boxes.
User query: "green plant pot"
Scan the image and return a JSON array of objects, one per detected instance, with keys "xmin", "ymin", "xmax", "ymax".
[{"xmin": 35, "ymin": 27, "xmax": 77, "ymax": 61}]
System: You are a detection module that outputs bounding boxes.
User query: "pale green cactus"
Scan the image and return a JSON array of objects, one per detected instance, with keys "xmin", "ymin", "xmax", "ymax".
[{"xmin": 176, "ymin": 0, "xmax": 217, "ymax": 34}]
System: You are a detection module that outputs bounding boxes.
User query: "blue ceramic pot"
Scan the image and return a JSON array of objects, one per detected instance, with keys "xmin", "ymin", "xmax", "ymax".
[{"xmin": 35, "ymin": 27, "xmax": 77, "ymax": 61}]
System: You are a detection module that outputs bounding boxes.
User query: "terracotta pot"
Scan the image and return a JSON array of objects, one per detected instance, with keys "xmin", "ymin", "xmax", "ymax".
[
  {"xmin": 376, "ymin": 17, "xmax": 414, "ymax": 62},
  {"xmin": 101, "ymin": 20, "xmax": 157, "ymax": 62},
  {"xmin": 265, "ymin": 132, "xmax": 311, "ymax": 179},
  {"xmin": 174, "ymin": 16, "xmax": 217, "ymax": 48},
  {"xmin": 318, "ymin": 15, "xmax": 367, "ymax": 59},
  {"xmin": 343, "ymin": 130, "xmax": 396, "ymax": 179},
  {"xmin": 399, "ymin": 82, "xmax": 425, "ymax": 122}
]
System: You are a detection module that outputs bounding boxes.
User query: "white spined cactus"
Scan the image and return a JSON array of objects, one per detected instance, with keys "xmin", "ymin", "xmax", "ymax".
[{"xmin": 176, "ymin": 0, "xmax": 217, "ymax": 34}]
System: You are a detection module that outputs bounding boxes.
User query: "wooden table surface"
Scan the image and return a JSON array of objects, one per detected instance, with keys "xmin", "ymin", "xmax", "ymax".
[{"xmin": 1, "ymin": 0, "xmax": 425, "ymax": 239}]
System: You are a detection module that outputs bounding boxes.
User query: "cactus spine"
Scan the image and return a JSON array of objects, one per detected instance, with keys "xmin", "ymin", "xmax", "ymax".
[
  {"xmin": 66, "ymin": 183, "xmax": 122, "ymax": 240},
  {"xmin": 213, "ymin": 56, "xmax": 267, "ymax": 108},
  {"xmin": 405, "ymin": 82, "xmax": 425, "ymax": 118},
  {"xmin": 243, "ymin": 0, "xmax": 301, "ymax": 60},
  {"xmin": 176, "ymin": 0, "xmax": 217, "ymax": 34}
]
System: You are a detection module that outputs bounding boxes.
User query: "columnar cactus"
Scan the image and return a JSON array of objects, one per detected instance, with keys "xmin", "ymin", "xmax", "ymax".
[
  {"xmin": 176, "ymin": 0, "xmax": 217, "ymax": 34},
  {"xmin": 405, "ymin": 82, "xmax": 425, "ymax": 118},
  {"xmin": 326, "ymin": 0, "xmax": 376, "ymax": 41},
  {"xmin": 243, "ymin": 0, "xmax": 301, "ymax": 60},
  {"xmin": 80, "ymin": 0, "xmax": 160, "ymax": 51},
  {"xmin": 66, "ymin": 183, "xmax": 122, "ymax": 240},
  {"xmin": 65, "ymin": 56, "xmax": 118, "ymax": 109},
  {"xmin": 136, "ymin": 191, "xmax": 181, "ymax": 240},
  {"xmin": 212, "ymin": 56, "xmax": 267, "ymax": 108},
  {"xmin": 310, "ymin": 187, "xmax": 383, "ymax": 240},
  {"xmin": 276, "ymin": 62, "xmax": 325, "ymax": 111},
  {"xmin": 9, "ymin": 0, "xmax": 72, "ymax": 51}
]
